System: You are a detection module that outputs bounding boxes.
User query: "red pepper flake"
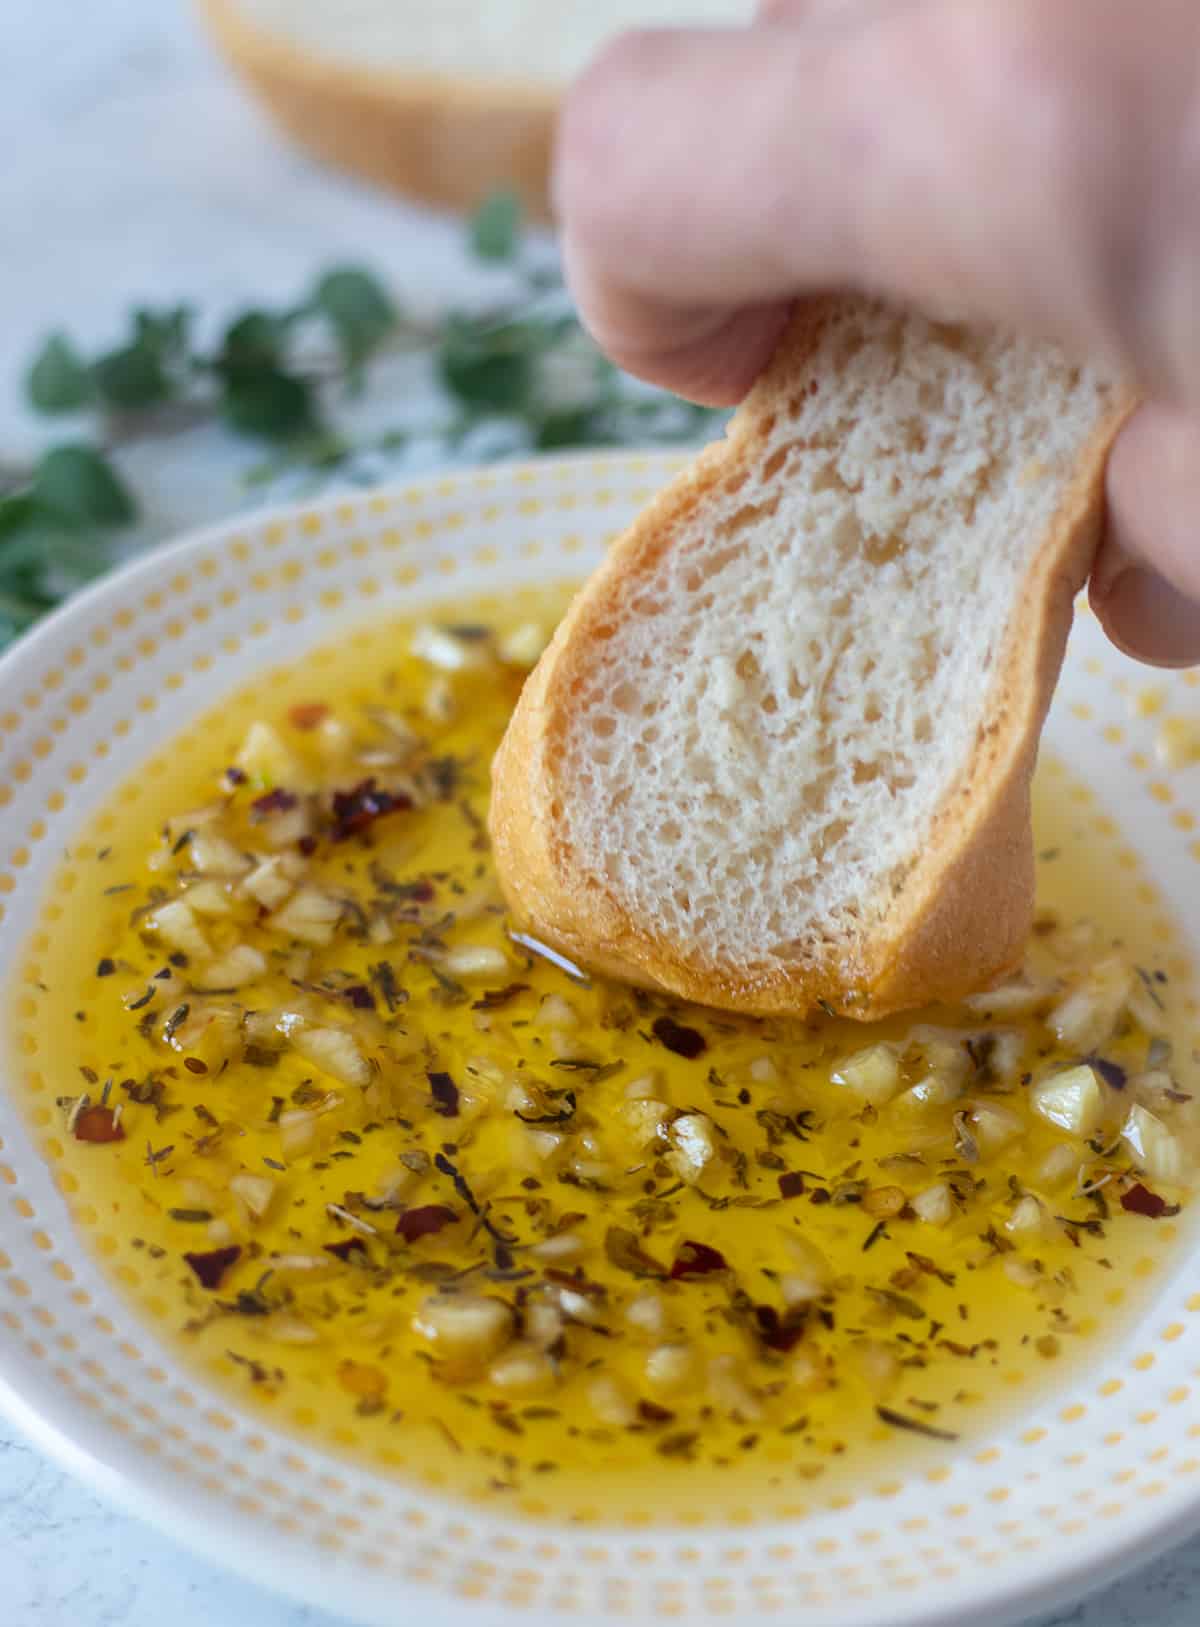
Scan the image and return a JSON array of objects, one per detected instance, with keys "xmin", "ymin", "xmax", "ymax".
[
  {"xmin": 652, "ymin": 1016, "xmax": 707, "ymax": 1059},
  {"xmin": 297, "ymin": 835, "xmax": 318, "ymax": 856},
  {"xmin": 183, "ymin": 1057, "xmax": 208, "ymax": 1075},
  {"xmin": 73, "ymin": 1105, "xmax": 124, "ymax": 1144},
  {"xmin": 1121, "ymin": 1183, "xmax": 1178, "ymax": 1218},
  {"xmin": 324, "ymin": 1237, "xmax": 368, "ymax": 1263},
  {"xmin": 330, "ymin": 778, "xmax": 412, "ymax": 842},
  {"xmin": 778, "ymin": 1171, "xmax": 806, "ymax": 1199},
  {"xmin": 753, "ymin": 1303, "xmax": 809, "ymax": 1352},
  {"xmin": 636, "ymin": 1399, "xmax": 676, "ymax": 1425},
  {"xmin": 395, "ymin": 1204, "xmax": 459, "ymax": 1243},
  {"xmin": 183, "ymin": 1244, "xmax": 241, "ymax": 1289},
  {"xmin": 288, "ymin": 702, "xmax": 330, "ymax": 731},
  {"xmin": 251, "ymin": 787, "xmax": 299, "ymax": 817},
  {"xmin": 223, "ymin": 766, "xmax": 247, "ymax": 787},
  {"xmin": 670, "ymin": 1240, "xmax": 729, "ymax": 1279},
  {"xmin": 427, "ymin": 1070, "xmax": 460, "ymax": 1118},
  {"xmin": 343, "ymin": 984, "xmax": 376, "ymax": 1010}
]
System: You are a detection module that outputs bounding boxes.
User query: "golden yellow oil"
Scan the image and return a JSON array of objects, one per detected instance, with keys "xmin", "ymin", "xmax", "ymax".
[{"xmin": 14, "ymin": 585, "xmax": 1196, "ymax": 1523}]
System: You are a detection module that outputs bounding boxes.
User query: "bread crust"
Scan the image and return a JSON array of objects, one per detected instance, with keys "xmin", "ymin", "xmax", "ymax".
[
  {"xmin": 200, "ymin": 0, "xmax": 558, "ymax": 218},
  {"xmin": 490, "ymin": 300, "xmax": 1134, "ymax": 1018}
]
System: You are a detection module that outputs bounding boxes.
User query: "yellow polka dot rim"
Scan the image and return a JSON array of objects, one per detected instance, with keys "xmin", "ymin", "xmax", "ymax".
[{"xmin": 0, "ymin": 452, "xmax": 1198, "ymax": 1627}]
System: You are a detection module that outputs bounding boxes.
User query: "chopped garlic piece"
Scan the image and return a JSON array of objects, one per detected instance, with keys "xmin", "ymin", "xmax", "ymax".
[
  {"xmin": 1035, "ymin": 1143, "xmax": 1080, "ymax": 1190},
  {"xmin": 189, "ymin": 830, "xmax": 253, "ymax": 876},
  {"xmin": 535, "ymin": 993, "xmax": 577, "ymax": 1030},
  {"xmin": 1007, "ymin": 1194, "xmax": 1054, "ymax": 1239},
  {"xmin": 645, "ymin": 1343, "xmax": 697, "ymax": 1395},
  {"xmin": 412, "ymin": 1294, "xmax": 513, "ymax": 1361},
  {"xmin": 963, "ymin": 976, "xmax": 1055, "ymax": 1016},
  {"xmin": 267, "ymin": 886, "xmax": 342, "ymax": 945},
  {"xmin": 624, "ymin": 1292, "xmax": 668, "ymax": 1336},
  {"xmin": 146, "ymin": 898, "xmax": 210, "ymax": 959},
  {"xmin": 522, "ymin": 1302, "xmax": 565, "ymax": 1349},
  {"xmin": 588, "ymin": 1374, "xmax": 636, "ymax": 1428},
  {"xmin": 287, "ymin": 1023, "xmax": 371, "ymax": 1087},
  {"xmin": 621, "ymin": 1098, "xmax": 671, "ymax": 1146},
  {"xmin": 1126, "ymin": 975, "xmax": 1171, "ymax": 1038},
  {"xmin": 911, "ymin": 1183, "xmax": 955, "ymax": 1227},
  {"xmin": 165, "ymin": 1005, "xmax": 242, "ymax": 1067},
  {"xmin": 441, "ymin": 944, "xmax": 509, "ymax": 979},
  {"xmin": 183, "ymin": 879, "xmax": 235, "ymax": 917},
  {"xmin": 488, "ymin": 1343, "xmax": 556, "ymax": 1394},
  {"xmin": 666, "ymin": 1111, "xmax": 717, "ymax": 1184},
  {"xmin": 528, "ymin": 1232, "xmax": 584, "ymax": 1262},
  {"xmin": 497, "ymin": 621, "xmax": 548, "ymax": 668},
  {"xmin": 411, "ymin": 624, "xmax": 490, "ymax": 671},
  {"xmin": 198, "ymin": 944, "xmax": 267, "ymax": 989},
  {"xmin": 855, "ymin": 1339, "xmax": 900, "ymax": 1397},
  {"xmin": 230, "ymin": 1171, "xmax": 276, "ymax": 1221},
  {"xmin": 236, "ymin": 721, "xmax": 303, "ymax": 789},
  {"xmin": 830, "ymin": 1043, "xmax": 901, "ymax": 1105},
  {"xmin": 708, "ymin": 1353, "xmax": 762, "ymax": 1420},
  {"xmin": 1049, "ymin": 957, "xmax": 1133, "ymax": 1051},
  {"xmin": 969, "ymin": 1101, "xmax": 1025, "ymax": 1154},
  {"xmin": 1032, "ymin": 1064, "xmax": 1107, "ymax": 1138},
  {"xmin": 779, "ymin": 1233, "xmax": 832, "ymax": 1302},
  {"xmin": 278, "ymin": 1108, "xmax": 319, "ymax": 1159},
  {"xmin": 268, "ymin": 1252, "xmax": 335, "ymax": 1278},
  {"xmin": 241, "ymin": 856, "xmax": 295, "ymax": 909},
  {"xmin": 1122, "ymin": 1104, "xmax": 1188, "ymax": 1186},
  {"xmin": 423, "ymin": 676, "xmax": 456, "ymax": 723}
]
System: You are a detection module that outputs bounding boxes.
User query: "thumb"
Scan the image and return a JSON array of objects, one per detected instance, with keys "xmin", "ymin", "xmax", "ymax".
[{"xmin": 1090, "ymin": 405, "xmax": 1200, "ymax": 668}]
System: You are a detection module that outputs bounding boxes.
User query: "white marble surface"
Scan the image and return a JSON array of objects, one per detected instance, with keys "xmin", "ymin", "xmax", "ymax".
[{"xmin": 2, "ymin": 2, "xmax": 1199, "ymax": 1623}]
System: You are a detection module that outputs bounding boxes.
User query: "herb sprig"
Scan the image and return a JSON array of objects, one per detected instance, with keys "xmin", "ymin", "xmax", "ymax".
[{"xmin": 1, "ymin": 191, "xmax": 721, "ymax": 651}]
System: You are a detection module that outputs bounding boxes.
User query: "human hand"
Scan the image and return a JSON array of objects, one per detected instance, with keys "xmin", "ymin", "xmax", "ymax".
[{"xmin": 555, "ymin": 0, "xmax": 1200, "ymax": 667}]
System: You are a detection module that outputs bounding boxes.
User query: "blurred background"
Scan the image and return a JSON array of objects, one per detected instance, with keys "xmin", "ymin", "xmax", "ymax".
[{"xmin": 0, "ymin": 0, "xmax": 741, "ymax": 654}]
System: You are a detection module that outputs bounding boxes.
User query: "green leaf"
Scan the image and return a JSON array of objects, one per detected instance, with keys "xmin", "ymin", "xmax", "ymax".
[
  {"xmin": 438, "ymin": 317, "xmax": 539, "ymax": 412},
  {"xmin": 29, "ymin": 444, "xmax": 136, "ymax": 527},
  {"xmin": 0, "ymin": 519, "xmax": 111, "ymax": 585},
  {"xmin": 0, "ymin": 493, "xmax": 36, "ymax": 539},
  {"xmin": 92, "ymin": 343, "xmax": 170, "ymax": 411},
  {"xmin": 27, "ymin": 334, "xmax": 93, "ymax": 413},
  {"xmin": 0, "ymin": 589, "xmax": 48, "ymax": 632},
  {"xmin": 133, "ymin": 304, "xmax": 192, "ymax": 363},
  {"xmin": 470, "ymin": 190, "xmax": 522, "ymax": 262},
  {"xmin": 311, "ymin": 267, "xmax": 396, "ymax": 368},
  {"xmin": 219, "ymin": 368, "xmax": 316, "ymax": 441},
  {"xmin": 218, "ymin": 310, "xmax": 289, "ymax": 371},
  {"xmin": 534, "ymin": 407, "xmax": 608, "ymax": 451}
]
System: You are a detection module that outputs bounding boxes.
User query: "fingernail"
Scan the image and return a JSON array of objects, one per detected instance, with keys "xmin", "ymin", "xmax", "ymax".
[{"xmin": 1091, "ymin": 565, "xmax": 1200, "ymax": 669}]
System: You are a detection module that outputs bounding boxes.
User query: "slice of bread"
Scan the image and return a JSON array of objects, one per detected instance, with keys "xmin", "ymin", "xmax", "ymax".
[
  {"xmin": 200, "ymin": 0, "xmax": 751, "ymax": 218},
  {"xmin": 489, "ymin": 298, "xmax": 1131, "ymax": 1019}
]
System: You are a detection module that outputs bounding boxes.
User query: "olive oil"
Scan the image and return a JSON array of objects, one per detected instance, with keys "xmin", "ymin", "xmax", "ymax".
[{"xmin": 17, "ymin": 586, "xmax": 1196, "ymax": 1523}]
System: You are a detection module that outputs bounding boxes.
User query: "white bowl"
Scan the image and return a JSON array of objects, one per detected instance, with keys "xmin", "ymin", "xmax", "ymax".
[{"xmin": 0, "ymin": 451, "xmax": 1198, "ymax": 1627}]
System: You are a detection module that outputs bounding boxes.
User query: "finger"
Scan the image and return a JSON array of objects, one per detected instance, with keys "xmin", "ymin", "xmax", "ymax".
[
  {"xmin": 556, "ymin": 0, "xmax": 1199, "ymax": 402},
  {"xmin": 560, "ymin": 244, "xmax": 791, "ymax": 403},
  {"xmin": 1089, "ymin": 404, "xmax": 1200, "ymax": 667}
]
